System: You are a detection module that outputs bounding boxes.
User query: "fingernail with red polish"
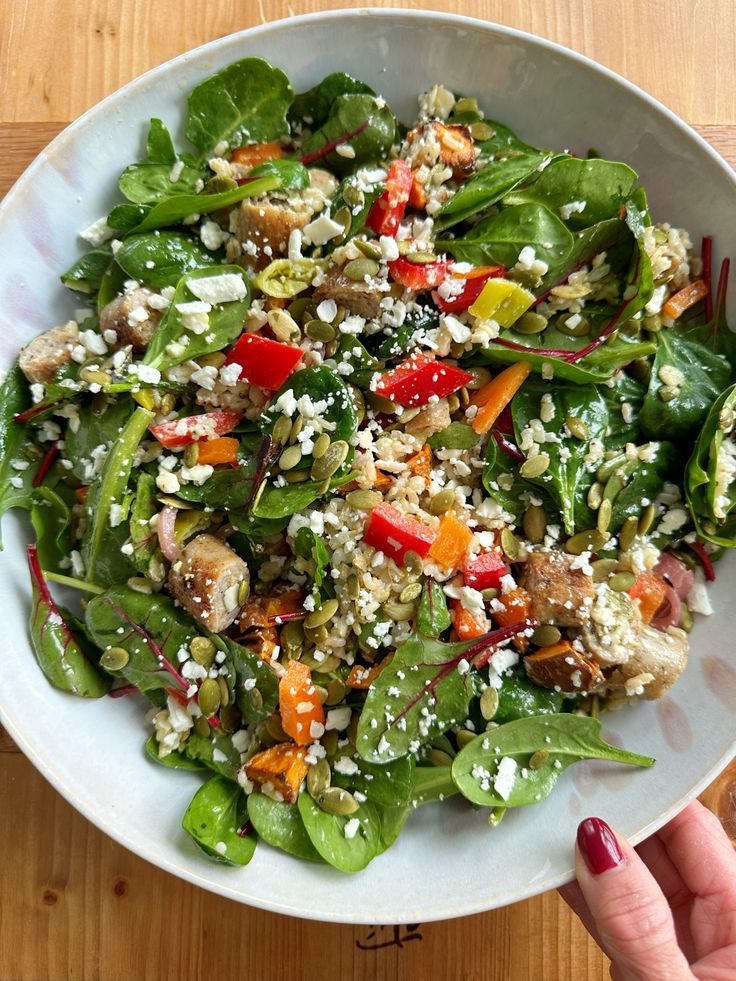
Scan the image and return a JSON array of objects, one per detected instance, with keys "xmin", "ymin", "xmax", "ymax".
[{"xmin": 577, "ymin": 817, "xmax": 624, "ymax": 875}]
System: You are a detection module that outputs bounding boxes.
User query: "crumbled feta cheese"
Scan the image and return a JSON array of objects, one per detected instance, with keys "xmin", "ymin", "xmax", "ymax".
[
  {"xmin": 80, "ymin": 216, "xmax": 114, "ymax": 247},
  {"xmin": 303, "ymin": 213, "xmax": 344, "ymax": 246},
  {"xmin": 187, "ymin": 272, "xmax": 246, "ymax": 304}
]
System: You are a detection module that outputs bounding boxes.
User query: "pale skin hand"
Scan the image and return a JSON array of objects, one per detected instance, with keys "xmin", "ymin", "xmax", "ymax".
[{"xmin": 560, "ymin": 801, "xmax": 736, "ymax": 981}]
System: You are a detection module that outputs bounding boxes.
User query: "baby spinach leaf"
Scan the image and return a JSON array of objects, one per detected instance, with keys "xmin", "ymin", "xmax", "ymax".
[
  {"xmin": 511, "ymin": 378, "xmax": 610, "ymax": 534},
  {"xmin": 129, "ymin": 473, "xmax": 159, "ymax": 575},
  {"xmin": 184, "ymin": 731, "xmax": 242, "ymax": 779},
  {"xmin": 294, "ymin": 526, "xmax": 331, "ymax": 600},
  {"xmin": 182, "ymin": 775, "xmax": 255, "ymax": 866},
  {"xmin": 144, "ymin": 733, "xmax": 207, "ymax": 771},
  {"xmin": 212, "ymin": 635, "xmax": 278, "ymax": 723},
  {"xmin": 27, "ymin": 545, "xmax": 111, "ymax": 698},
  {"xmin": 482, "ymin": 437, "xmax": 545, "ymax": 522},
  {"xmin": 411, "ymin": 766, "xmax": 458, "ymax": 806},
  {"xmin": 175, "ymin": 460, "xmax": 258, "ymax": 511},
  {"xmin": 494, "ymin": 671, "xmax": 564, "ymax": 724},
  {"xmin": 0, "ymin": 363, "xmax": 36, "ymax": 543},
  {"xmin": 30, "ymin": 486, "xmax": 71, "ymax": 572},
  {"xmin": 107, "ymin": 203, "xmax": 150, "ymax": 230},
  {"xmin": 300, "ymin": 94, "xmax": 397, "ymax": 175},
  {"xmin": 143, "ymin": 265, "xmax": 251, "ymax": 370},
  {"xmin": 254, "ymin": 471, "xmax": 357, "ymax": 520},
  {"xmin": 640, "ymin": 330, "xmax": 731, "ymax": 440},
  {"xmin": 186, "ymin": 57, "xmax": 293, "ymax": 157},
  {"xmin": 685, "ymin": 383, "xmax": 736, "ymax": 547},
  {"xmin": 115, "ymin": 231, "xmax": 220, "ymax": 288},
  {"xmin": 146, "ymin": 118, "xmax": 178, "ymax": 165},
  {"xmin": 63, "ymin": 397, "xmax": 134, "ymax": 481},
  {"xmin": 476, "ymin": 120, "xmax": 542, "ymax": 158},
  {"xmin": 600, "ymin": 373, "xmax": 646, "ymax": 445},
  {"xmin": 118, "ymin": 159, "xmax": 203, "ymax": 205},
  {"xmin": 81, "ymin": 406, "xmax": 152, "ymax": 586},
  {"xmin": 96, "ymin": 259, "xmax": 128, "ymax": 313},
  {"xmin": 290, "ymin": 72, "xmax": 375, "ymax": 128},
  {"xmin": 132, "ymin": 174, "xmax": 281, "ymax": 233},
  {"xmin": 297, "ymin": 792, "xmax": 381, "ymax": 872},
  {"xmin": 246, "ymin": 793, "xmax": 322, "ymax": 862},
  {"xmin": 605, "ymin": 441, "xmax": 678, "ymax": 535},
  {"xmin": 437, "ymin": 203, "xmax": 573, "ymax": 277},
  {"xmin": 330, "ymin": 334, "xmax": 380, "ymax": 389},
  {"xmin": 536, "ymin": 217, "xmax": 632, "ymax": 294},
  {"xmin": 427, "ymin": 422, "xmax": 480, "ymax": 451},
  {"xmin": 85, "ymin": 586, "xmax": 194, "ymax": 697},
  {"xmin": 451, "ymin": 714, "xmax": 654, "ymax": 808},
  {"xmin": 417, "ymin": 578, "xmax": 452, "ymax": 638},
  {"xmin": 326, "ymin": 176, "xmax": 384, "ymax": 249},
  {"xmin": 61, "ymin": 243, "xmax": 114, "ymax": 294},
  {"xmin": 506, "ymin": 158, "xmax": 638, "ymax": 229},
  {"xmin": 247, "ymin": 158, "xmax": 310, "ymax": 190},
  {"xmin": 434, "ymin": 150, "xmax": 548, "ymax": 230}
]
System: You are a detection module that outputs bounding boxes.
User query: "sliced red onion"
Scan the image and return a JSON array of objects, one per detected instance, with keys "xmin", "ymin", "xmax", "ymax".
[
  {"xmin": 158, "ymin": 505, "xmax": 180, "ymax": 562},
  {"xmin": 654, "ymin": 552, "xmax": 694, "ymax": 599},
  {"xmin": 651, "ymin": 583, "xmax": 681, "ymax": 631}
]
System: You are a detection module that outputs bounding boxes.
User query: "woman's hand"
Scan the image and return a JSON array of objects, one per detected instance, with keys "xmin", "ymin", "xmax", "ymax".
[{"xmin": 560, "ymin": 801, "xmax": 736, "ymax": 980}]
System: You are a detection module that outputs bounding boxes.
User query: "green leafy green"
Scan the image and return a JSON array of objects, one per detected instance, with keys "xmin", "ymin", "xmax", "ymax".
[
  {"xmin": 0, "ymin": 363, "xmax": 37, "ymax": 543},
  {"xmin": 63, "ymin": 397, "xmax": 133, "ymax": 482},
  {"xmin": 494, "ymin": 672, "xmax": 564, "ymax": 723},
  {"xmin": 290, "ymin": 72, "xmax": 375, "ymax": 128},
  {"xmin": 373, "ymin": 307, "xmax": 437, "ymax": 361},
  {"xmin": 261, "ymin": 365, "xmax": 358, "ymax": 446},
  {"xmin": 145, "ymin": 733, "xmax": 207, "ymax": 771},
  {"xmin": 427, "ymin": 422, "xmax": 480, "ymax": 451},
  {"xmin": 115, "ymin": 231, "xmax": 220, "ymax": 288},
  {"xmin": 212, "ymin": 635, "xmax": 278, "ymax": 724},
  {"xmin": 184, "ymin": 731, "xmax": 242, "ymax": 779},
  {"xmin": 247, "ymin": 158, "xmax": 310, "ymax": 190},
  {"xmin": 300, "ymin": 94, "xmax": 396, "ymax": 174},
  {"xmin": 186, "ymin": 57, "xmax": 293, "ymax": 156},
  {"xmin": 118, "ymin": 159, "xmax": 202, "ymax": 205},
  {"xmin": 182, "ymin": 776, "xmax": 255, "ymax": 866},
  {"xmin": 61, "ymin": 243, "xmax": 114, "ymax": 294},
  {"xmin": 253, "ymin": 471, "xmax": 357, "ymax": 520},
  {"xmin": 246, "ymin": 793, "xmax": 322, "ymax": 862},
  {"xmin": 451, "ymin": 714, "xmax": 654, "ymax": 808},
  {"xmin": 30, "ymin": 487, "xmax": 71, "ymax": 572},
  {"xmin": 107, "ymin": 203, "xmax": 150, "ymax": 230},
  {"xmin": 294, "ymin": 526, "xmax": 331, "ymax": 600},
  {"xmin": 685, "ymin": 383, "xmax": 736, "ymax": 547},
  {"xmin": 416, "ymin": 578, "xmax": 452, "ymax": 638},
  {"xmin": 132, "ymin": 174, "xmax": 281, "ymax": 233},
  {"xmin": 297, "ymin": 793, "xmax": 381, "ymax": 872},
  {"xmin": 129, "ymin": 473, "xmax": 160, "ymax": 575}
]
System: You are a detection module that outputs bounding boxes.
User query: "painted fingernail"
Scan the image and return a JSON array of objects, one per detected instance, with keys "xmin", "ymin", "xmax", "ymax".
[{"xmin": 577, "ymin": 817, "xmax": 624, "ymax": 875}]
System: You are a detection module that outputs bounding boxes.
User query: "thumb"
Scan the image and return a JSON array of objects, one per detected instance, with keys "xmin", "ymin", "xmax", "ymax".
[{"xmin": 575, "ymin": 817, "xmax": 691, "ymax": 981}]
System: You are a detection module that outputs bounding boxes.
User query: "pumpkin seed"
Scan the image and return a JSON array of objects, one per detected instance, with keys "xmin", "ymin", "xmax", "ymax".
[
  {"xmin": 306, "ymin": 319, "xmax": 336, "ymax": 342},
  {"xmin": 333, "ymin": 206, "xmax": 352, "ymax": 239},
  {"xmin": 127, "ymin": 576, "xmax": 153, "ymax": 594},
  {"xmin": 343, "ymin": 258, "xmax": 379, "ymax": 281},
  {"xmin": 289, "ymin": 414, "xmax": 304, "ymax": 445},
  {"xmin": 321, "ymin": 729, "xmax": 339, "ymax": 758},
  {"xmin": 317, "ymin": 787, "xmax": 359, "ymax": 816},
  {"xmin": 482, "ymin": 587, "xmax": 500, "ymax": 602},
  {"xmin": 597, "ymin": 498, "xmax": 612, "ymax": 534},
  {"xmin": 429, "ymin": 487, "xmax": 455, "ymax": 515},
  {"xmin": 405, "ymin": 251, "xmax": 436, "ymax": 264},
  {"xmin": 346, "ymin": 488, "xmax": 382, "ymax": 510},
  {"xmin": 311, "ymin": 439, "xmax": 348, "ymax": 480},
  {"xmin": 519, "ymin": 453, "xmax": 550, "ymax": 478},
  {"xmin": 469, "ymin": 121, "xmax": 494, "ymax": 141},
  {"xmin": 305, "ymin": 598, "xmax": 340, "ymax": 630},
  {"xmin": 354, "ymin": 239, "xmax": 383, "ymax": 260},
  {"xmin": 90, "ymin": 394, "xmax": 110, "ymax": 415},
  {"xmin": 281, "ymin": 469, "xmax": 309, "ymax": 485},
  {"xmin": 480, "ymin": 687, "xmax": 499, "ymax": 721},
  {"xmin": 629, "ymin": 358, "xmax": 651, "ymax": 384},
  {"xmin": 325, "ymin": 679, "xmax": 347, "ymax": 706},
  {"xmin": 311, "ymin": 433, "xmax": 331, "ymax": 460},
  {"xmin": 428, "ymin": 748, "xmax": 454, "ymax": 767},
  {"xmin": 610, "ymin": 571, "xmax": 636, "ymax": 592},
  {"xmin": 587, "ymin": 482, "xmax": 604, "ymax": 511},
  {"xmin": 447, "ymin": 394, "xmax": 461, "ymax": 413},
  {"xmin": 619, "ymin": 515, "xmax": 639, "ymax": 552},
  {"xmin": 456, "ymin": 729, "xmax": 476, "ymax": 749},
  {"xmin": 313, "ymin": 684, "xmax": 328, "ymax": 705},
  {"xmin": 638, "ymin": 503, "xmax": 657, "ymax": 537},
  {"xmin": 565, "ymin": 529, "xmax": 608, "ymax": 555},
  {"xmin": 455, "ymin": 96, "xmax": 479, "ymax": 114},
  {"xmin": 279, "ymin": 444, "xmax": 303, "ymax": 471},
  {"xmin": 659, "ymin": 385, "xmax": 680, "ymax": 402},
  {"xmin": 309, "ymin": 652, "xmax": 341, "ymax": 674},
  {"xmin": 238, "ymin": 579, "xmax": 250, "ymax": 606},
  {"xmin": 679, "ymin": 602, "xmax": 694, "ymax": 633},
  {"xmin": 190, "ymin": 636, "xmax": 216, "ymax": 669},
  {"xmin": 529, "ymin": 750, "xmax": 550, "ymax": 770},
  {"xmin": 515, "ymin": 312, "xmax": 548, "ymax": 334},
  {"xmin": 219, "ymin": 704, "xmax": 241, "ymax": 733},
  {"xmin": 350, "ymin": 386, "xmax": 366, "ymax": 425},
  {"xmin": 79, "ymin": 366, "xmax": 112, "ymax": 386},
  {"xmin": 718, "ymin": 405, "xmax": 735, "ymax": 432},
  {"xmin": 596, "ymin": 454, "xmax": 626, "ymax": 483},
  {"xmin": 194, "ymin": 716, "xmax": 211, "ymax": 739},
  {"xmin": 551, "ymin": 283, "xmax": 591, "ymax": 301},
  {"xmin": 343, "ymin": 184, "xmax": 364, "ymax": 208},
  {"xmin": 345, "ymin": 573, "xmax": 361, "ymax": 601},
  {"xmin": 384, "ymin": 600, "xmax": 417, "ymax": 621},
  {"xmin": 403, "ymin": 550, "xmax": 424, "ymax": 579},
  {"xmin": 249, "ymin": 687, "xmax": 263, "ymax": 712},
  {"xmin": 565, "ymin": 416, "xmax": 589, "ymax": 441},
  {"xmin": 265, "ymin": 713, "xmax": 288, "ymax": 743},
  {"xmin": 591, "ymin": 558, "xmax": 618, "ymax": 583},
  {"xmin": 281, "ymin": 620, "xmax": 304, "ymax": 657},
  {"xmin": 643, "ymin": 313, "xmax": 662, "ymax": 333},
  {"xmin": 216, "ymin": 674, "xmax": 230, "ymax": 708},
  {"xmin": 501, "ymin": 528, "xmax": 524, "ymax": 560},
  {"xmin": 272, "ymin": 415, "xmax": 293, "ymax": 445},
  {"xmin": 366, "ymin": 391, "xmax": 398, "ymax": 414},
  {"xmin": 307, "ymin": 758, "xmax": 331, "ymax": 799},
  {"xmin": 100, "ymin": 646, "xmax": 129, "ymax": 671},
  {"xmin": 180, "ymin": 442, "xmax": 198, "ymax": 468},
  {"xmin": 557, "ymin": 316, "xmax": 591, "ymax": 337},
  {"xmin": 523, "ymin": 504, "xmax": 547, "ymax": 544},
  {"xmin": 198, "ymin": 678, "xmax": 221, "ymax": 717},
  {"xmin": 531, "ymin": 625, "xmax": 562, "ymax": 647},
  {"xmin": 267, "ymin": 307, "xmax": 301, "ymax": 342},
  {"xmin": 465, "ymin": 366, "xmax": 492, "ymax": 390},
  {"xmin": 399, "ymin": 581, "xmax": 423, "ymax": 604},
  {"xmin": 133, "ymin": 389, "xmax": 156, "ymax": 411}
]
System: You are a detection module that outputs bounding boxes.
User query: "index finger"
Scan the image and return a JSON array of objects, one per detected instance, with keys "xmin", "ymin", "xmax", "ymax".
[{"xmin": 657, "ymin": 800, "xmax": 736, "ymax": 906}]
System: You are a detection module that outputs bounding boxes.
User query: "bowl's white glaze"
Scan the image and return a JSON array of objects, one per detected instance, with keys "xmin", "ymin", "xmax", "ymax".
[{"xmin": 0, "ymin": 9, "xmax": 734, "ymax": 924}]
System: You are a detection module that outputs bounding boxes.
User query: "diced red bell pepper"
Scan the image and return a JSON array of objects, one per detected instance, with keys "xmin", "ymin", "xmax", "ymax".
[
  {"xmin": 388, "ymin": 255, "xmax": 451, "ymax": 292},
  {"xmin": 463, "ymin": 551, "xmax": 507, "ymax": 591},
  {"xmin": 362, "ymin": 503, "xmax": 436, "ymax": 565},
  {"xmin": 225, "ymin": 333, "xmax": 303, "ymax": 390},
  {"xmin": 373, "ymin": 352, "xmax": 473, "ymax": 408},
  {"xmin": 149, "ymin": 410, "xmax": 242, "ymax": 449},
  {"xmin": 366, "ymin": 160, "xmax": 413, "ymax": 236},
  {"xmin": 435, "ymin": 266, "xmax": 506, "ymax": 313}
]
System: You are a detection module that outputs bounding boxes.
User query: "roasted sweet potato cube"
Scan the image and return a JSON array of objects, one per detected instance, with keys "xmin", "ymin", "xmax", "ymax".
[
  {"xmin": 524, "ymin": 641, "xmax": 604, "ymax": 694},
  {"xmin": 243, "ymin": 743, "xmax": 309, "ymax": 804}
]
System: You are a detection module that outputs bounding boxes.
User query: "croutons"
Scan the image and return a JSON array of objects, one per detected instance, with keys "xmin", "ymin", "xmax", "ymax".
[
  {"xmin": 407, "ymin": 121, "xmax": 478, "ymax": 180},
  {"xmin": 312, "ymin": 266, "xmax": 382, "ymax": 320},
  {"xmin": 405, "ymin": 399, "xmax": 452, "ymax": 439},
  {"xmin": 605, "ymin": 624, "xmax": 689, "ymax": 700},
  {"xmin": 99, "ymin": 288, "xmax": 163, "ymax": 351},
  {"xmin": 18, "ymin": 320, "xmax": 78, "ymax": 384},
  {"xmin": 167, "ymin": 533, "xmax": 249, "ymax": 632},
  {"xmin": 525, "ymin": 640, "xmax": 605, "ymax": 694},
  {"xmin": 234, "ymin": 199, "xmax": 312, "ymax": 269},
  {"xmin": 520, "ymin": 551, "xmax": 597, "ymax": 628},
  {"xmin": 243, "ymin": 742, "xmax": 309, "ymax": 803}
]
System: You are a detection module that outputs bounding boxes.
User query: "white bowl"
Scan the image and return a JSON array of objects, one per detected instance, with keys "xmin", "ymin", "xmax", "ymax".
[{"xmin": 1, "ymin": 9, "xmax": 734, "ymax": 924}]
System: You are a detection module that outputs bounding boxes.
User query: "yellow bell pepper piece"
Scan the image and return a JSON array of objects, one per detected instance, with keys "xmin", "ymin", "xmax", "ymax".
[{"xmin": 468, "ymin": 279, "xmax": 535, "ymax": 327}]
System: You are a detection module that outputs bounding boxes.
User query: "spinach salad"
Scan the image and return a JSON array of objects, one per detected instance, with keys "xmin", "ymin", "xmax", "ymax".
[{"xmin": 3, "ymin": 58, "xmax": 734, "ymax": 872}]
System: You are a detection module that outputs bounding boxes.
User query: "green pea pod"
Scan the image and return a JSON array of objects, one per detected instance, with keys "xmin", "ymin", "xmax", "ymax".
[{"xmin": 27, "ymin": 545, "xmax": 111, "ymax": 698}]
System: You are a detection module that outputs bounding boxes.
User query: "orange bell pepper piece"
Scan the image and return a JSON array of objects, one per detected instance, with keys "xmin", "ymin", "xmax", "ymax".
[
  {"xmin": 244, "ymin": 743, "xmax": 309, "ymax": 804},
  {"xmin": 196, "ymin": 436, "xmax": 240, "ymax": 467},
  {"xmin": 627, "ymin": 572, "xmax": 668, "ymax": 624},
  {"xmin": 428, "ymin": 511, "xmax": 474, "ymax": 571},
  {"xmin": 470, "ymin": 362, "xmax": 532, "ymax": 434},
  {"xmin": 662, "ymin": 279, "xmax": 708, "ymax": 320},
  {"xmin": 231, "ymin": 142, "xmax": 283, "ymax": 167},
  {"xmin": 279, "ymin": 660, "xmax": 325, "ymax": 746}
]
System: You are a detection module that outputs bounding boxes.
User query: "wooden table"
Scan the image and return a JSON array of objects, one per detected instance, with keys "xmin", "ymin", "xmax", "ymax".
[{"xmin": 1, "ymin": 2, "xmax": 734, "ymax": 978}]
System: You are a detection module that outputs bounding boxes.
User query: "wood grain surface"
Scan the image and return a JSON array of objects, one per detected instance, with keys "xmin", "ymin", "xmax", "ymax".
[{"xmin": 0, "ymin": 3, "xmax": 734, "ymax": 980}]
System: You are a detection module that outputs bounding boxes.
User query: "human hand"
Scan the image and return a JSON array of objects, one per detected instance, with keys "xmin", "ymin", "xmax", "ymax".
[{"xmin": 560, "ymin": 801, "xmax": 736, "ymax": 980}]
